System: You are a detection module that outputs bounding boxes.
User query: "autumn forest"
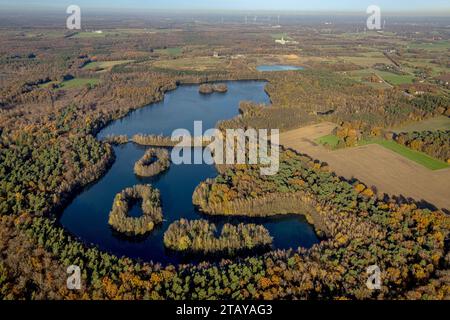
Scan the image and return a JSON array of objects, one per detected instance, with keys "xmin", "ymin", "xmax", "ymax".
[{"xmin": 0, "ymin": 5, "xmax": 449, "ymax": 303}]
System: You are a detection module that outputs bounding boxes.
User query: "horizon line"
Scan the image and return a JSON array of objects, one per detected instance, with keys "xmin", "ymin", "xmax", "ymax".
[{"xmin": 1, "ymin": 7, "xmax": 450, "ymax": 17}]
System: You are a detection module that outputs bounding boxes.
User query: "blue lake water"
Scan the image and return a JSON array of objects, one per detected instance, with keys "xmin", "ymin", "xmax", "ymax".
[
  {"xmin": 257, "ymin": 65, "xmax": 304, "ymax": 72},
  {"xmin": 60, "ymin": 81, "xmax": 319, "ymax": 264}
]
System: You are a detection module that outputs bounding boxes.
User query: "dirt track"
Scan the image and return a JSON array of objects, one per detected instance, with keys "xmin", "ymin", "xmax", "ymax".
[{"xmin": 279, "ymin": 122, "xmax": 450, "ymax": 211}]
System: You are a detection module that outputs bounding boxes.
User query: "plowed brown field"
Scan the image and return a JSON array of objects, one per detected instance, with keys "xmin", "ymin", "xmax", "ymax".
[{"xmin": 279, "ymin": 122, "xmax": 450, "ymax": 211}]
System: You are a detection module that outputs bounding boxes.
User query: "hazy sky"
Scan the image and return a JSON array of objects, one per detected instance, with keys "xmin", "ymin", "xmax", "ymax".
[{"xmin": 1, "ymin": 0, "xmax": 450, "ymax": 12}]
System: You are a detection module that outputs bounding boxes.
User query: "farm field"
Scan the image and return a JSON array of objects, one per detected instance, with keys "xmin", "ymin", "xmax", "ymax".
[
  {"xmin": 339, "ymin": 54, "xmax": 391, "ymax": 68},
  {"xmin": 391, "ymin": 116, "xmax": 450, "ymax": 133},
  {"xmin": 408, "ymin": 40, "xmax": 450, "ymax": 51},
  {"xmin": 155, "ymin": 47, "xmax": 183, "ymax": 56},
  {"xmin": 254, "ymin": 54, "xmax": 306, "ymax": 67},
  {"xmin": 280, "ymin": 122, "xmax": 450, "ymax": 210},
  {"xmin": 60, "ymin": 78, "xmax": 100, "ymax": 89},
  {"xmin": 69, "ymin": 29, "xmax": 181, "ymax": 38},
  {"xmin": 375, "ymin": 70, "xmax": 415, "ymax": 85},
  {"xmin": 83, "ymin": 60, "xmax": 133, "ymax": 71},
  {"xmin": 151, "ymin": 56, "xmax": 230, "ymax": 72},
  {"xmin": 359, "ymin": 139, "xmax": 449, "ymax": 170},
  {"xmin": 270, "ymin": 33, "xmax": 292, "ymax": 39},
  {"xmin": 403, "ymin": 58, "xmax": 448, "ymax": 77},
  {"xmin": 70, "ymin": 31, "xmax": 108, "ymax": 38},
  {"xmin": 39, "ymin": 78, "xmax": 100, "ymax": 89},
  {"xmin": 344, "ymin": 69, "xmax": 393, "ymax": 88},
  {"xmin": 345, "ymin": 68, "xmax": 415, "ymax": 85},
  {"xmin": 15, "ymin": 30, "xmax": 67, "ymax": 38},
  {"xmin": 316, "ymin": 132, "xmax": 449, "ymax": 170}
]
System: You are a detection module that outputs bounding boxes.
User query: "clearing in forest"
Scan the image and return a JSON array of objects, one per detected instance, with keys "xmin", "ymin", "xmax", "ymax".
[
  {"xmin": 83, "ymin": 60, "xmax": 133, "ymax": 71},
  {"xmin": 152, "ymin": 56, "xmax": 229, "ymax": 72},
  {"xmin": 391, "ymin": 116, "xmax": 450, "ymax": 133}
]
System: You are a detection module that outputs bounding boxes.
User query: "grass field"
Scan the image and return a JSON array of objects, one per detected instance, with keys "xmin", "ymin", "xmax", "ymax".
[
  {"xmin": 70, "ymin": 32, "xmax": 107, "ymax": 38},
  {"xmin": 18, "ymin": 30, "xmax": 66, "ymax": 38},
  {"xmin": 335, "ymin": 32, "xmax": 396, "ymax": 41},
  {"xmin": 344, "ymin": 67, "xmax": 415, "ymax": 86},
  {"xmin": 359, "ymin": 139, "xmax": 449, "ymax": 170},
  {"xmin": 344, "ymin": 69, "xmax": 392, "ymax": 89},
  {"xmin": 155, "ymin": 47, "xmax": 182, "ymax": 56},
  {"xmin": 409, "ymin": 41, "xmax": 450, "ymax": 51},
  {"xmin": 375, "ymin": 71, "xmax": 415, "ymax": 85},
  {"xmin": 152, "ymin": 56, "xmax": 229, "ymax": 72},
  {"xmin": 40, "ymin": 78, "xmax": 100, "ymax": 89},
  {"xmin": 83, "ymin": 60, "xmax": 133, "ymax": 71},
  {"xmin": 39, "ymin": 81, "xmax": 58, "ymax": 88},
  {"xmin": 316, "ymin": 134, "xmax": 340, "ymax": 149},
  {"xmin": 402, "ymin": 59, "xmax": 449, "ymax": 77},
  {"xmin": 339, "ymin": 54, "xmax": 391, "ymax": 68},
  {"xmin": 69, "ymin": 29, "xmax": 182, "ymax": 38},
  {"xmin": 270, "ymin": 33, "xmax": 292, "ymax": 40},
  {"xmin": 391, "ymin": 116, "xmax": 450, "ymax": 133},
  {"xmin": 61, "ymin": 78, "xmax": 100, "ymax": 89}
]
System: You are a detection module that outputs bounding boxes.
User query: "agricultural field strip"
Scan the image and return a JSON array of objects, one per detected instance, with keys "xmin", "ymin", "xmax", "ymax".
[
  {"xmin": 390, "ymin": 116, "xmax": 450, "ymax": 133},
  {"xmin": 83, "ymin": 60, "xmax": 133, "ymax": 70},
  {"xmin": 279, "ymin": 122, "xmax": 450, "ymax": 210}
]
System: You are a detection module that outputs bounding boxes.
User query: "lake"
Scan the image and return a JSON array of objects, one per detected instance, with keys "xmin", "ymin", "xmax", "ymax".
[
  {"xmin": 60, "ymin": 81, "xmax": 319, "ymax": 264},
  {"xmin": 257, "ymin": 65, "xmax": 304, "ymax": 72}
]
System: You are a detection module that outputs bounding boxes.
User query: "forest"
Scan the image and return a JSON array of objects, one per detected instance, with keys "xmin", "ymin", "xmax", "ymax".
[
  {"xmin": 0, "ymin": 12, "xmax": 449, "ymax": 300},
  {"xmin": 0, "ymin": 130, "xmax": 113, "ymax": 216},
  {"xmin": 218, "ymin": 70, "xmax": 449, "ymax": 136},
  {"xmin": 134, "ymin": 148, "xmax": 171, "ymax": 178},
  {"xmin": 163, "ymin": 219, "xmax": 273, "ymax": 255},
  {"xmin": 132, "ymin": 134, "xmax": 182, "ymax": 147},
  {"xmin": 108, "ymin": 185, "xmax": 163, "ymax": 236},
  {"xmin": 191, "ymin": 148, "xmax": 450, "ymax": 298},
  {"xmin": 199, "ymin": 83, "xmax": 228, "ymax": 94},
  {"xmin": 2, "ymin": 147, "xmax": 448, "ymax": 299},
  {"xmin": 103, "ymin": 135, "xmax": 129, "ymax": 145}
]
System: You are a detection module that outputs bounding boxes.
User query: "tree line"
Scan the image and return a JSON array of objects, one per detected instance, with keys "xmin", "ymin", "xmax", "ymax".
[
  {"xmin": 394, "ymin": 130, "xmax": 450, "ymax": 163},
  {"xmin": 163, "ymin": 219, "xmax": 273, "ymax": 255}
]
